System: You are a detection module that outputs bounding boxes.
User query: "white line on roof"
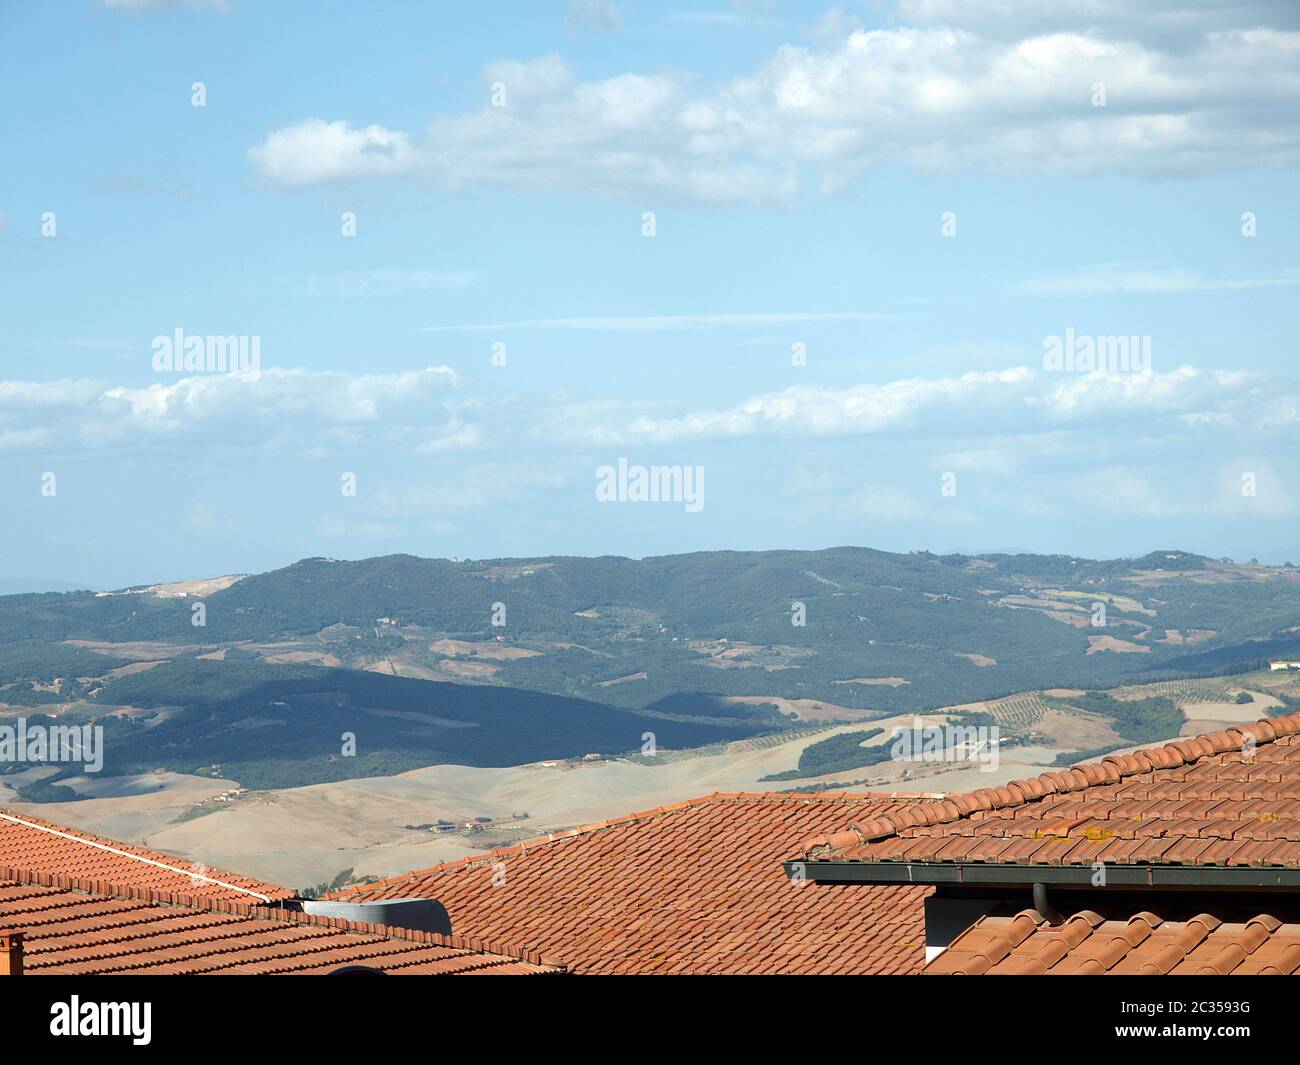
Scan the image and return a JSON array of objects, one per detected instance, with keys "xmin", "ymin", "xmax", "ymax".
[{"xmin": 0, "ymin": 810, "xmax": 273, "ymax": 902}]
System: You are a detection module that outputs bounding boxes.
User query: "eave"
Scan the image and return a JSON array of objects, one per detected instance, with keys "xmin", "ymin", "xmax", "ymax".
[{"xmin": 785, "ymin": 860, "xmax": 1300, "ymax": 889}]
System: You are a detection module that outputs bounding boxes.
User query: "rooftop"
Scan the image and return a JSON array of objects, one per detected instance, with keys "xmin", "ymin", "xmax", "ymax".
[
  {"xmin": 927, "ymin": 899, "xmax": 1300, "ymax": 975},
  {"xmin": 0, "ymin": 807, "xmax": 291, "ymax": 902},
  {"xmin": 0, "ymin": 866, "xmax": 560, "ymax": 975},
  {"xmin": 799, "ymin": 713, "xmax": 1300, "ymax": 874},
  {"xmin": 329, "ymin": 791, "xmax": 939, "ymax": 974}
]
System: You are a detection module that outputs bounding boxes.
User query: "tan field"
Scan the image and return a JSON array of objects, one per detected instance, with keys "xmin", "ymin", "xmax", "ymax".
[
  {"xmin": 64, "ymin": 640, "xmax": 207, "ymax": 660},
  {"xmin": 11, "ymin": 669, "xmax": 1291, "ymax": 893},
  {"xmin": 93, "ymin": 574, "xmax": 246, "ymax": 600},
  {"xmin": 1086, "ymin": 635, "xmax": 1150, "ymax": 654},
  {"xmin": 262, "ymin": 650, "xmax": 343, "ymax": 667},
  {"xmin": 7, "ymin": 711, "xmax": 1057, "ymax": 891},
  {"xmin": 428, "ymin": 639, "xmax": 541, "ymax": 660},
  {"xmin": 1180, "ymin": 689, "xmax": 1284, "ymax": 730},
  {"xmin": 715, "ymin": 694, "xmax": 881, "ymax": 722}
]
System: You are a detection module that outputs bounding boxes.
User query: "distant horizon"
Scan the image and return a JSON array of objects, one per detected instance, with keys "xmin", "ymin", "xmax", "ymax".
[{"xmin": 7, "ymin": 542, "xmax": 1295, "ymax": 598}]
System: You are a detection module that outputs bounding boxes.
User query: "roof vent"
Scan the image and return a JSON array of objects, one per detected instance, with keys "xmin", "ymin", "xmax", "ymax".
[{"xmin": 299, "ymin": 898, "xmax": 452, "ymax": 935}]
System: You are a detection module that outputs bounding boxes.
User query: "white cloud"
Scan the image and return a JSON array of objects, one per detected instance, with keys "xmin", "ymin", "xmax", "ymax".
[
  {"xmin": 0, "ymin": 367, "xmax": 461, "ymax": 454},
  {"xmin": 248, "ymin": 13, "xmax": 1300, "ymax": 200},
  {"xmin": 896, "ymin": 1, "xmax": 1300, "ymax": 49},
  {"xmin": 3, "ymin": 361, "xmax": 1295, "ymax": 484},
  {"xmin": 531, "ymin": 364, "xmax": 1281, "ymax": 447},
  {"xmin": 536, "ymin": 367, "xmax": 1039, "ymax": 444},
  {"xmin": 1035, "ymin": 365, "xmax": 1264, "ymax": 420},
  {"xmin": 247, "ymin": 119, "xmax": 417, "ymax": 187}
]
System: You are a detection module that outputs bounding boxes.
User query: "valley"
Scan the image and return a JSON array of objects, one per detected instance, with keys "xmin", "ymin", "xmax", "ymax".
[
  {"xmin": 5, "ymin": 663, "xmax": 1296, "ymax": 892},
  {"xmin": 3, "ymin": 546, "xmax": 1300, "ymax": 890}
]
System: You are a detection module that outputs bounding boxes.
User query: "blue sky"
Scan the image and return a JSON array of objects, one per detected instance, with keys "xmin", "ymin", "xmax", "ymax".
[{"xmin": 1, "ymin": 0, "xmax": 1299, "ymax": 588}]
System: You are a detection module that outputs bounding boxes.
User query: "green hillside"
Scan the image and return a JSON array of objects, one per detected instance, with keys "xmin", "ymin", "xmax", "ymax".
[
  {"xmin": 2, "ymin": 547, "xmax": 1299, "ymax": 792},
  {"xmin": 4, "ymin": 548, "xmax": 1298, "ymax": 712}
]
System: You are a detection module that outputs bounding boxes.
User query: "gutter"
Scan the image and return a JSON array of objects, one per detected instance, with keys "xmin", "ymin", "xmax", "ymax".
[{"xmin": 784, "ymin": 860, "xmax": 1300, "ymax": 889}]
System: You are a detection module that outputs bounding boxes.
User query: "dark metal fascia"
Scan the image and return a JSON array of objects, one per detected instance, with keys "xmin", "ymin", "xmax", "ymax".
[{"xmin": 783, "ymin": 860, "xmax": 1300, "ymax": 889}]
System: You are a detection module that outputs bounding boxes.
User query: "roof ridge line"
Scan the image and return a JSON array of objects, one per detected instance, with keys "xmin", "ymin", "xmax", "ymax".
[
  {"xmin": 0, "ymin": 864, "xmax": 558, "ymax": 969},
  {"xmin": 326, "ymin": 790, "xmax": 939, "ymax": 898},
  {"xmin": 0, "ymin": 809, "xmax": 277, "ymax": 902},
  {"xmin": 802, "ymin": 712, "xmax": 1300, "ymax": 855}
]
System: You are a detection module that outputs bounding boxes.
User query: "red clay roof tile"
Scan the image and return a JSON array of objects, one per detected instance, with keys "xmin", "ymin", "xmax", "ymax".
[
  {"xmin": 0, "ymin": 807, "xmax": 290, "ymax": 901},
  {"xmin": 928, "ymin": 900, "xmax": 1300, "ymax": 975},
  {"xmin": 325, "ymin": 792, "xmax": 937, "ymax": 974},
  {"xmin": 801, "ymin": 712, "xmax": 1300, "ymax": 870},
  {"xmin": 0, "ymin": 867, "xmax": 559, "ymax": 975}
]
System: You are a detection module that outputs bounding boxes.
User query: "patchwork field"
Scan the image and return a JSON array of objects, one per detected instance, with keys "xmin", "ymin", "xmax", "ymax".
[
  {"xmin": 5, "ymin": 712, "xmax": 1027, "ymax": 889},
  {"xmin": 5, "ymin": 549, "xmax": 1300, "ymax": 892},
  {"xmin": 15, "ymin": 668, "xmax": 1293, "ymax": 892}
]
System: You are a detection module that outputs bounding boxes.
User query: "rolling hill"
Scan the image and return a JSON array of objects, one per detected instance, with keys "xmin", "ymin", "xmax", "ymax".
[{"xmin": 3, "ymin": 547, "xmax": 1300, "ymax": 792}]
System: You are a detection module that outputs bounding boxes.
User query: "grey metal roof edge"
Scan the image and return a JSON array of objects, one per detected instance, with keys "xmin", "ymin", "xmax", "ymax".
[{"xmin": 782, "ymin": 860, "xmax": 1300, "ymax": 888}]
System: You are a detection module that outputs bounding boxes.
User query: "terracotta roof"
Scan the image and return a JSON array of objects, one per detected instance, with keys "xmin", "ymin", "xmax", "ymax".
[
  {"xmin": 0, "ymin": 807, "xmax": 291, "ymax": 901},
  {"xmin": 327, "ymin": 792, "xmax": 937, "ymax": 974},
  {"xmin": 0, "ymin": 867, "xmax": 560, "ymax": 975},
  {"xmin": 801, "ymin": 713, "xmax": 1300, "ymax": 868},
  {"xmin": 927, "ymin": 900, "xmax": 1300, "ymax": 975}
]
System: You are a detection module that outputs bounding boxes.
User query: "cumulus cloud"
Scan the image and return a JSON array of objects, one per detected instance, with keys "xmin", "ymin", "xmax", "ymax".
[
  {"xmin": 896, "ymin": 0, "xmax": 1300, "ymax": 50},
  {"xmin": 248, "ymin": 9, "xmax": 1300, "ymax": 200},
  {"xmin": 4, "ymin": 362, "xmax": 1296, "ymax": 489},
  {"xmin": 248, "ymin": 119, "xmax": 417, "ymax": 187},
  {"xmin": 529, "ymin": 364, "xmax": 1279, "ymax": 447},
  {"xmin": 0, "ymin": 367, "xmax": 462, "ymax": 455},
  {"xmin": 1034, "ymin": 365, "xmax": 1264, "ymax": 420}
]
